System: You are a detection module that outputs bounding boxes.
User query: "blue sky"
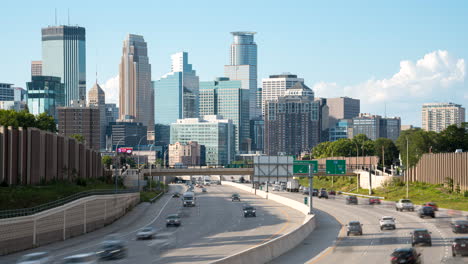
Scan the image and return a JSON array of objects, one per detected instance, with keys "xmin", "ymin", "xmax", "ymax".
[{"xmin": 1, "ymin": 0, "xmax": 467, "ymax": 126}]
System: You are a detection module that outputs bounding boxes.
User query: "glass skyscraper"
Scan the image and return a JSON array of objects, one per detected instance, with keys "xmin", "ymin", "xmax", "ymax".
[
  {"xmin": 26, "ymin": 76, "xmax": 64, "ymax": 120},
  {"xmin": 41, "ymin": 26, "xmax": 86, "ymax": 106},
  {"xmin": 224, "ymin": 32, "xmax": 258, "ymax": 119},
  {"xmin": 154, "ymin": 52, "xmax": 199, "ymax": 125},
  {"xmin": 200, "ymin": 77, "xmax": 249, "ymax": 153}
]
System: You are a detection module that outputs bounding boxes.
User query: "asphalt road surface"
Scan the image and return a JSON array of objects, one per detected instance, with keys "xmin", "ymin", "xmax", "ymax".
[{"xmin": 2, "ymin": 184, "xmax": 304, "ymax": 264}]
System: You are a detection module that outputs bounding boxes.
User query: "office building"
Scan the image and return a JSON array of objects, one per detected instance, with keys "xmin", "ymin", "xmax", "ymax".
[
  {"xmin": 264, "ymin": 82, "xmax": 320, "ymax": 156},
  {"xmin": 250, "ymin": 118, "xmax": 264, "ymax": 152},
  {"xmin": 315, "ymin": 97, "xmax": 330, "ymax": 142},
  {"xmin": 224, "ymin": 32, "xmax": 258, "ymax": 119},
  {"xmin": 119, "ymin": 34, "xmax": 154, "ymax": 130},
  {"xmin": 352, "ymin": 114, "xmax": 401, "ymax": 141},
  {"xmin": 401, "ymin": 125, "xmax": 415, "ymax": 131},
  {"xmin": 26, "ymin": 76, "xmax": 64, "ymax": 119},
  {"xmin": 87, "ymin": 82, "xmax": 106, "ymax": 150},
  {"xmin": 170, "ymin": 115, "xmax": 235, "ymax": 165},
  {"xmin": 0, "ymin": 101, "xmax": 26, "ymax": 111},
  {"xmin": 329, "ymin": 119, "xmax": 353, "ymax": 142},
  {"xmin": 200, "ymin": 77, "xmax": 249, "ymax": 152},
  {"xmin": 31, "ymin": 61, "xmax": 42, "ymax": 76},
  {"xmin": 326, "ymin": 97, "xmax": 360, "ymax": 127},
  {"xmin": 261, "ymin": 73, "xmax": 304, "ymax": 115},
  {"xmin": 0, "ymin": 83, "xmax": 14, "ymax": 101},
  {"xmin": 57, "ymin": 101, "xmax": 100, "ymax": 150},
  {"xmin": 168, "ymin": 141, "xmax": 205, "ymax": 167},
  {"xmin": 154, "ymin": 52, "xmax": 199, "ymax": 125},
  {"xmin": 105, "ymin": 103, "xmax": 119, "ymax": 125},
  {"xmin": 381, "ymin": 117, "xmax": 401, "ymax": 141},
  {"xmin": 155, "ymin": 124, "xmax": 170, "ymax": 145},
  {"xmin": 106, "ymin": 121, "xmax": 147, "ymax": 149},
  {"xmin": 42, "ymin": 26, "xmax": 86, "ymax": 105},
  {"xmin": 422, "ymin": 102, "xmax": 466, "ymax": 132},
  {"xmin": 13, "ymin": 87, "xmax": 26, "ymax": 102}
]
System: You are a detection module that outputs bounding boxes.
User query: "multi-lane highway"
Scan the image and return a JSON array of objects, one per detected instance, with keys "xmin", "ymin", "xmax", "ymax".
[
  {"xmin": 270, "ymin": 191, "xmax": 467, "ymax": 264},
  {"xmin": 1, "ymin": 184, "xmax": 304, "ymax": 264}
]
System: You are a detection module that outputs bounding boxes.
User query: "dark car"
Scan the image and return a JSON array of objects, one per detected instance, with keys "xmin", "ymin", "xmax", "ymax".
[
  {"xmin": 172, "ymin": 192, "xmax": 180, "ymax": 198},
  {"xmin": 328, "ymin": 190, "xmax": 336, "ymax": 195},
  {"xmin": 452, "ymin": 237, "xmax": 468, "ymax": 257},
  {"xmin": 97, "ymin": 239, "xmax": 127, "ymax": 260},
  {"xmin": 303, "ymin": 188, "xmax": 310, "ymax": 195},
  {"xmin": 423, "ymin": 202, "xmax": 438, "ymax": 211},
  {"xmin": 243, "ymin": 206, "xmax": 256, "ymax": 217},
  {"xmin": 410, "ymin": 229, "xmax": 432, "ymax": 246},
  {"xmin": 312, "ymin": 189, "xmax": 319, "ymax": 196},
  {"xmin": 318, "ymin": 190, "xmax": 328, "ymax": 199},
  {"xmin": 390, "ymin": 248, "xmax": 421, "ymax": 264},
  {"xmin": 346, "ymin": 195, "xmax": 358, "ymax": 205},
  {"xmin": 451, "ymin": 220, "xmax": 468, "ymax": 233},
  {"xmin": 166, "ymin": 214, "xmax": 181, "ymax": 227},
  {"xmin": 369, "ymin": 197, "xmax": 381, "ymax": 205},
  {"xmin": 346, "ymin": 221, "xmax": 363, "ymax": 236},
  {"xmin": 232, "ymin": 193, "xmax": 241, "ymax": 202},
  {"xmin": 418, "ymin": 206, "xmax": 435, "ymax": 218}
]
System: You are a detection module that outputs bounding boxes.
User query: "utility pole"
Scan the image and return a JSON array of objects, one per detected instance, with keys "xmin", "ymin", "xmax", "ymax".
[
  {"xmin": 308, "ymin": 164, "xmax": 313, "ymax": 215},
  {"xmin": 368, "ymin": 164, "xmax": 372, "ymax": 195}
]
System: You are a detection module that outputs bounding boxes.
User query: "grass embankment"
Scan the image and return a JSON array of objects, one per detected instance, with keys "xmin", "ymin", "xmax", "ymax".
[
  {"xmin": 0, "ymin": 178, "xmax": 119, "ymax": 210},
  {"xmin": 298, "ymin": 176, "xmax": 468, "ymax": 211},
  {"xmin": 139, "ymin": 180, "xmax": 169, "ymax": 203}
]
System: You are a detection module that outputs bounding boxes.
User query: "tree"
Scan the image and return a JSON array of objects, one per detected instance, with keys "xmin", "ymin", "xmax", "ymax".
[
  {"xmin": 102, "ymin": 156, "xmax": 113, "ymax": 169},
  {"xmin": 437, "ymin": 124, "xmax": 468, "ymax": 152},
  {"xmin": 396, "ymin": 128, "xmax": 437, "ymax": 168},
  {"xmin": 36, "ymin": 113, "xmax": 57, "ymax": 132},
  {"xmin": 0, "ymin": 109, "xmax": 56, "ymax": 132},
  {"xmin": 70, "ymin": 134, "xmax": 85, "ymax": 143},
  {"xmin": 329, "ymin": 139, "xmax": 355, "ymax": 157},
  {"xmin": 373, "ymin": 138, "xmax": 399, "ymax": 166},
  {"xmin": 311, "ymin": 141, "xmax": 331, "ymax": 158}
]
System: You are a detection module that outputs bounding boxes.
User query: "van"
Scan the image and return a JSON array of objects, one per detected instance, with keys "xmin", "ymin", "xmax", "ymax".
[{"xmin": 182, "ymin": 192, "xmax": 196, "ymax": 207}]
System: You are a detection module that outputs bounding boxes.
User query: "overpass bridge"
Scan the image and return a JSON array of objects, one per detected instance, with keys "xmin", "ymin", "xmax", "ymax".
[{"xmin": 144, "ymin": 168, "xmax": 254, "ymax": 177}]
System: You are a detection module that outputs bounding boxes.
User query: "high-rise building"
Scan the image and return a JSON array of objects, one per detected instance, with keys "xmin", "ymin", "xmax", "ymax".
[
  {"xmin": 154, "ymin": 52, "xmax": 199, "ymax": 125},
  {"xmin": 200, "ymin": 77, "xmax": 249, "ymax": 152},
  {"xmin": 329, "ymin": 119, "xmax": 353, "ymax": 142},
  {"xmin": 224, "ymin": 32, "xmax": 257, "ymax": 119},
  {"xmin": 31, "ymin": 61, "xmax": 42, "ymax": 76},
  {"xmin": 105, "ymin": 103, "xmax": 119, "ymax": 125},
  {"xmin": 422, "ymin": 102, "xmax": 466, "ymax": 132},
  {"xmin": 250, "ymin": 118, "xmax": 264, "ymax": 152},
  {"xmin": 42, "ymin": 26, "xmax": 86, "ymax": 105},
  {"xmin": 261, "ymin": 73, "xmax": 304, "ymax": 115},
  {"xmin": 168, "ymin": 141, "xmax": 205, "ymax": 167},
  {"xmin": 87, "ymin": 82, "xmax": 106, "ymax": 150},
  {"xmin": 381, "ymin": 117, "xmax": 401, "ymax": 141},
  {"xmin": 352, "ymin": 113, "xmax": 401, "ymax": 141},
  {"xmin": 106, "ymin": 121, "xmax": 147, "ymax": 149},
  {"xmin": 0, "ymin": 83, "xmax": 14, "ymax": 101},
  {"xmin": 119, "ymin": 34, "xmax": 154, "ymax": 130},
  {"xmin": 57, "ymin": 101, "xmax": 100, "ymax": 150},
  {"xmin": 154, "ymin": 124, "xmax": 170, "ymax": 145},
  {"xmin": 26, "ymin": 76, "xmax": 64, "ymax": 119},
  {"xmin": 264, "ymin": 82, "xmax": 320, "ymax": 156},
  {"xmin": 13, "ymin": 87, "xmax": 26, "ymax": 102},
  {"xmin": 326, "ymin": 97, "xmax": 360, "ymax": 128},
  {"xmin": 170, "ymin": 115, "xmax": 235, "ymax": 165}
]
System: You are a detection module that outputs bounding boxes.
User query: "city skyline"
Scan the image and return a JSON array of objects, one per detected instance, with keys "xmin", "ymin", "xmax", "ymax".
[{"xmin": 1, "ymin": 1, "xmax": 467, "ymax": 126}]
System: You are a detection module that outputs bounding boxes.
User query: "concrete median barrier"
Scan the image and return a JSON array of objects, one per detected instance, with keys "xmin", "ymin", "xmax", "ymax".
[{"xmin": 212, "ymin": 182, "xmax": 316, "ymax": 264}]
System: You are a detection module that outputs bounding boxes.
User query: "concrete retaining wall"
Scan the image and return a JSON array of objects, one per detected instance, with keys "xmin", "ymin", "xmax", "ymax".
[
  {"xmin": 212, "ymin": 182, "xmax": 316, "ymax": 264},
  {"xmin": 356, "ymin": 170, "xmax": 403, "ymax": 189},
  {"xmin": 0, "ymin": 193, "xmax": 139, "ymax": 256}
]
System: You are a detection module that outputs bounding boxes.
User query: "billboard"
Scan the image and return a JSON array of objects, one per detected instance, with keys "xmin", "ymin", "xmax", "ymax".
[
  {"xmin": 117, "ymin": 147, "xmax": 133, "ymax": 154},
  {"xmin": 253, "ymin": 156, "xmax": 294, "ymax": 179}
]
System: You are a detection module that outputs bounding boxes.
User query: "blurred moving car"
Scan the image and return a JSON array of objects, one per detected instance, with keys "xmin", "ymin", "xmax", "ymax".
[
  {"xmin": 451, "ymin": 220, "xmax": 468, "ymax": 233},
  {"xmin": 202, "ymin": 188, "xmax": 207, "ymax": 192},
  {"xmin": 390, "ymin": 248, "xmax": 421, "ymax": 264},
  {"xmin": 166, "ymin": 214, "xmax": 181, "ymax": 227},
  {"xmin": 243, "ymin": 206, "xmax": 256, "ymax": 217},
  {"xmin": 346, "ymin": 221, "xmax": 363, "ymax": 236},
  {"xmin": 318, "ymin": 190, "xmax": 328, "ymax": 199},
  {"xmin": 346, "ymin": 196, "xmax": 358, "ymax": 205},
  {"xmin": 423, "ymin": 202, "xmax": 438, "ymax": 211},
  {"xmin": 312, "ymin": 189, "xmax": 319, "ymax": 196},
  {"xmin": 379, "ymin": 216, "xmax": 396, "ymax": 230},
  {"xmin": 17, "ymin": 252, "xmax": 52, "ymax": 264},
  {"xmin": 232, "ymin": 193, "xmax": 241, "ymax": 202},
  {"xmin": 136, "ymin": 226, "xmax": 156, "ymax": 240},
  {"xmin": 328, "ymin": 190, "xmax": 336, "ymax": 195},
  {"xmin": 97, "ymin": 237, "xmax": 127, "ymax": 260},
  {"xmin": 396, "ymin": 199, "xmax": 414, "ymax": 212},
  {"xmin": 369, "ymin": 197, "xmax": 381, "ymax": 205},
  {"xmin": 172, "ymin": 192, "xmax": 180, "ymax": 198},
  {"xmin": 452, "ymin": 237, "xmax": 468, "ymax": 257},
  {"xmin": 418, "ymin": 206, "xmax": 435, "ymax": 218},
  {"xmin": 62, "ymin": 253, "xmax": 97, "ymax": 264},
  {"xmin": 410, "ymin": 229, "xmax": 432, "ymax": 246}
]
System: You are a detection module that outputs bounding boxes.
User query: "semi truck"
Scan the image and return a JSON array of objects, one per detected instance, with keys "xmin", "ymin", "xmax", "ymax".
[
  {"xmin": 182, "ymin": 191, "xmax": 196, "ymax": 207},
  {"xmin": 286, "ymin": 179, "xmax": 299, "ymax": 192}
]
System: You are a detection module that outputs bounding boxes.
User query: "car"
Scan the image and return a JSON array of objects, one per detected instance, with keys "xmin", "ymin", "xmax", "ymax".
[
  {"xmin": 451, "ymin": 220, "xmax": 468, "ymax": 233},
  {"xmin": 328, "ymin": 190, "xmax": 336, "ymax": 195},
  {"xmin": 97, "ymin": 239, "xmax": 127, "ymax": 260},
  {"xmin": 216, "ymin": 181, "xmax": 221, "ymax": 185},
  {"xmin": 312, "ymin": 189, "xmax": 319, "ymax": 196},
  {"xmin": 452, "ymin": 237, "xmax": 468, "ymax": 257},
  {"xmin": 410, "ymin": 229, "xmax": 432, "ymax": 246},
  {"xmin": 303, "ymin": 188, "xmax": 310, "ymax": 195},
  {"xmin": 379, "ymin": 216, "xmax": 396, "ymax": 230},
  {"xmin": 136, "ymin": 226, "xmax": 156, "ymax": 240},
  {"xmin": 273, "ymin": 185, "xmax": 281, "ymax": 191},
  {"xmin": 232, "ymin": 193, "xmax": 241, "ymax": 202},
  {"xmin": 172, "ymin": 192, "xmax": 180, "ymax": 198},
  {"xmin": 418, "ymin": 206, "xmax": 435, "ymax": 218},
  {"xmin": 346, "ymin": 195, "xmax": 358, "ymax": 205},
  {"xmin": 346, "ymin": 221, "xmax": 363, "ymax": 236},
  {"xmin": 396, "ymin": 199, "xmax": 414, "ymax": 211},
  {"xmin": 243, "ymin": 206, "xmax": 256, "ymax": 217},
  {"xmin": 390, "ymin": 248, "xmax": 421, "ymax": 264},
  {"xmin": 369, "ymin": 197, "xmax": 381, "ymax": 205},
  {"xmin": 423, "ymin": 202, "xmax": 438, "ymax": 211},
  {"xmin": 320, "ymin": 188, "xmax": 326, "ymax": 192},
  {"xmin": 202, "ymin": 188, "xmax": 207, "ymax": 192},
  {"xmin": 318, "ymin": 190, "xmax": 328, "ymax": 199},
  {"xmin": 62, "ymin": 253, "xmax": 97, "ymax": 264},
  {"xmin": 166, "ymin": 214, "xmax": 181, "ymax": 227},
  {"xmin": 17, "ymin": 252, "xmax": 52, "ymax": 264}
]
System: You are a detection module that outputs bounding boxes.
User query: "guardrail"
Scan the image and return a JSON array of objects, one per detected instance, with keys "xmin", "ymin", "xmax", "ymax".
[
  {"xmin": 339, "ymin": 191, "xmax": 385, "ymax": 199},
  {"xmin": 0, "ymin": 189, "xmax": 138, "ymax": 219},
  {"xmin": 149, "ymin": 192, "xmax": 164, "ymax": 203}
]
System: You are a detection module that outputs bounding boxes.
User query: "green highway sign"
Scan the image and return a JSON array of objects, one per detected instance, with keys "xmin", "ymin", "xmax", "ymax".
[
  {"xmin": 326, "ymin": 160, "xmax": 346, "ymax": 175},
  {"xmin": 293, "ymin": 160, "xmax": 318, "ymax": 174}
]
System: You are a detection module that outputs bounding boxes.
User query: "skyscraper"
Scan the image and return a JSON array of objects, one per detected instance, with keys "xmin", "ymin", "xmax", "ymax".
[
  {"xmin": 26, "ymin": 76, "xmax": 64, "ymax": 120},
  {"xmin": 326, "ymin": 97, "xmax": 360, "ymax": 128},
  {"xmin": 224, "ymin": 32, "xmax": 257, "ymax": 119},
  {"xmin": 31, "ymin": 61, "xmax": 42, "ymax": 76},
  {"xmin": 422, "ymin": 102, "xmax": 465, "ymax": 132},
  {"xmin": 88, "ymin": 82, "xmax": 106, "ymax": 150},
  {"xmin": 261, "ymin": 73, "xmax": 304, "ymax": 115},
  {"xmin": 41, "ymin": 26, "xmax": 86, "ymax": 105},
  {"xmin": 154, "ymin": 52, "xmax": 199, "ymax": 125},
  {"xmin": 119, "ymin": 34, "xmax": 154, "ymax": 130}
]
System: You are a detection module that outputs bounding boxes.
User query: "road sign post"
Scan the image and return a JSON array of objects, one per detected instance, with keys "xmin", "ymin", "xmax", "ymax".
[
  {"xmin": 308, "ymin": 164, "xmax": 313, "ymax": 215},
  {"xmin": 293, "ymin": 160, "xmax": 318, "ymax": 174}
]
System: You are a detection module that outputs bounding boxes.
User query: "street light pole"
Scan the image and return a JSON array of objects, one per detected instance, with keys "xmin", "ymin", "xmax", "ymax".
[
  {"xmin": 406, "ymin": 137, "xmax": 409, "ymax": 199},
  {"xmin": 148, "ymin": 144, "xmax": 155, "ymax": 191},
  {"xmin": 136, "ymin": 135, "xmax": 148, "ymax": 191},
  {"xmin": 308, "ymin": 164, "xmax": 313, "ymax": 215}
]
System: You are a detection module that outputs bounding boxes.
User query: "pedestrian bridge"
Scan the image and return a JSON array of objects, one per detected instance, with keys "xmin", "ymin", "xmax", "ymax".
[{"xmin": 144, "ymin": 168, "xmax": 254, "ymax": 177}]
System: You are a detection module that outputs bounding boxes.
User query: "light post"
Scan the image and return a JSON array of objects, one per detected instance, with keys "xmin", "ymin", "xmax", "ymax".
[
  {"xmin": 136, "ymin": 135, "xmax": 148, "ymax": 191},
  {"xmin": 148, "ymin": 144, "xmax": 155, "ymax": 191},
  {"xmin": 308, "ymin": 164, "xmax": 314, "ymax": 215},
  {"xmin": 406, "ymin": 137, "xmax": 409, "ymax": 199},
  {"xmin": 114, "ymin": 134, "xmax": 137, "ymax": 192}
]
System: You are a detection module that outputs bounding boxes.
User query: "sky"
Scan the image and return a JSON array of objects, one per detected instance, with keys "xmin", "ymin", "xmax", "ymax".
[{"xmin": 1, "ymin": 0, "xmax": 467, "ymax": 126}]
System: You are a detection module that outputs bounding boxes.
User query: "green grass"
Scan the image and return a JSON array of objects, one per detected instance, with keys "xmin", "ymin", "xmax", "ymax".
[
  {"xmin": 0, "ymin": 179, "xmax": 120, "ymax": 210},
  {"xmin": 298, "ymin": 176, "xmax": 468, "ymax": 211},
  {"xmin": 140, "ymin": 191, "xmax": 163, "ymax": 203}
]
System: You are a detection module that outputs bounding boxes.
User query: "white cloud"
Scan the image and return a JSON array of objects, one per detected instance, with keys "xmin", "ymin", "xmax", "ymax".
[
  {"xmin": 313, "ymin": 50, "xmax": 466, "ymax": 124},
  {"xmin": 101, "ymin": 75, "xmax": 119, "ymax": 106}
]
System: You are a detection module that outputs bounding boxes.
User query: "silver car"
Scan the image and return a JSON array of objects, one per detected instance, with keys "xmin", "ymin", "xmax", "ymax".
[
  {"xmin": 137, "ymin": 226, "xmax": 156, "ymax": 239},
  {"xmin": 62, "ymin": 253, "xmax": 97, "ymax": 264},
  {"xmin": 17, "ymin": 252, "xmax": 51, "ymax": 264}
]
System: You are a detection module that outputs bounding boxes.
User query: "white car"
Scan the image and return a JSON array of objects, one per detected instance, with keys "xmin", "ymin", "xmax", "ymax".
[
  {"xmin": 62, "ymin": 253, "xmax": 97, "ymax": 264},
  {"xmin": 17, "ymin": 252, "xmax": 51, "ymax": 264},
  {"xmin": 136, "ymin": 226, "xmax": 156, "ymax": 239},
  {"xmin": 396, "ymin": 199, "xmax": 414, "ymax": 212},
  {"xmin": 379, "ymin": 216, "xmax": 396, "ymax": 230}
]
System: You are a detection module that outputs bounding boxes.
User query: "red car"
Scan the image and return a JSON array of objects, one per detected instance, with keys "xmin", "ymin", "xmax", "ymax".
[
  {"xmin": 328, "ymin": 190, "xmax": 336, "ymax": 195},
  {"xmin": 423, "ymin": 202, "xmax": 438, "ymax": 211},
  {"xmin": 369, "ymin": 198, "xmax": 381, "ymax": 205}
]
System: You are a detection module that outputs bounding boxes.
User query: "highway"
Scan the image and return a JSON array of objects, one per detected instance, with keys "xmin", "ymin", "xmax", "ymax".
[
  {"xmin": 1, "ymin": 184, "xmax": 304, "ymax": 264},
  {"xmin": 269, "ymin": 191, "xmax": 467, "ymax": 264}
]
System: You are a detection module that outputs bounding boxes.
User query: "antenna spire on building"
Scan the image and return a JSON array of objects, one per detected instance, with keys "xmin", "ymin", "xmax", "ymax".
[
  {"xmin": 67, "ymin": 9, "xmax": 70, "ymax": 25},
  {"xmin": 55, "ymin": 8, "xmax": 57, "ymax": 25}
]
